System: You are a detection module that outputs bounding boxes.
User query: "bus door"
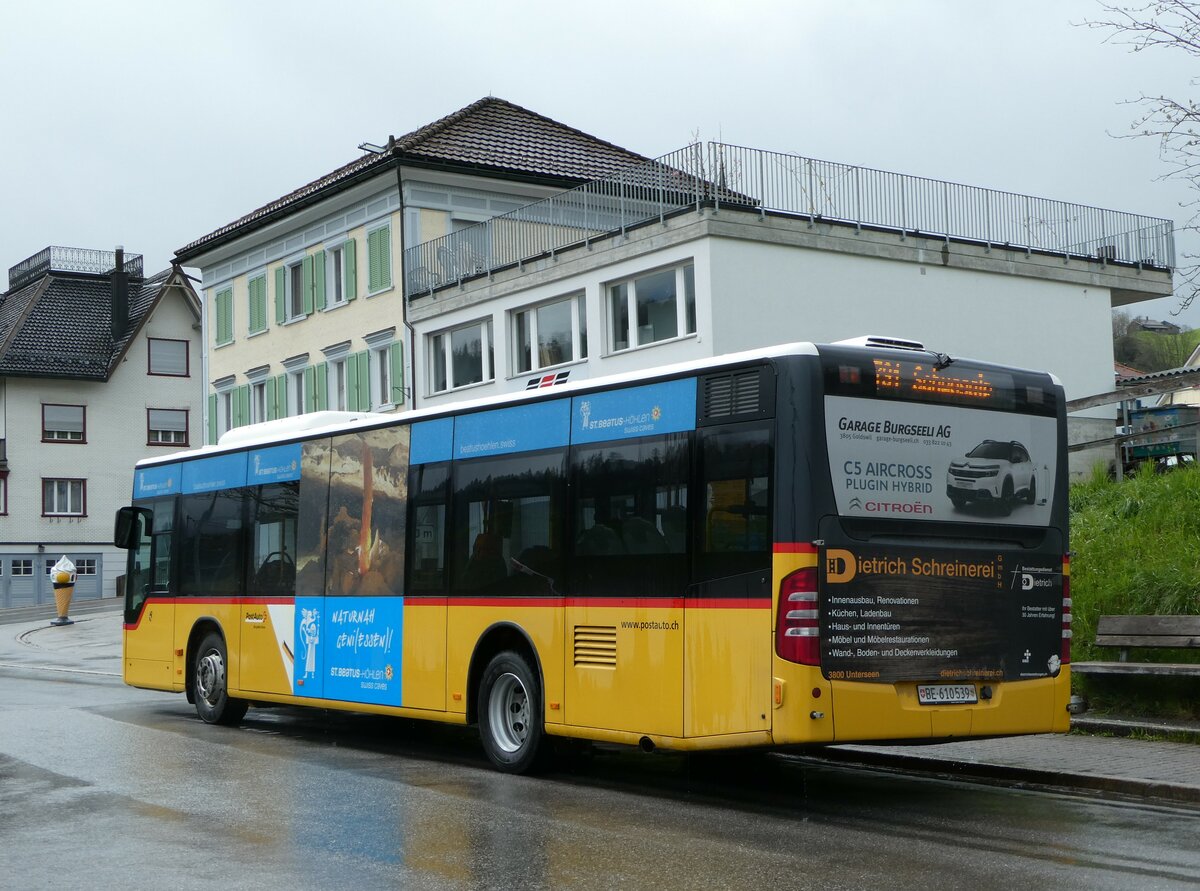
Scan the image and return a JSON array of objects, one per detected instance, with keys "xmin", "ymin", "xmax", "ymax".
[
  {"xmin": 685, "ymin": 423, "xmax": 774, "ymax": 738},
  {"xmin": 240, "ymin": 481, "xmax": 300, "ymax": 697},
  {"xmin": 565, "ymin": 434, "xmax": 688, "ymax": 737},
  {"xmin": 122, "ymin": 500, "xmax": 176, "ymax": 690}
]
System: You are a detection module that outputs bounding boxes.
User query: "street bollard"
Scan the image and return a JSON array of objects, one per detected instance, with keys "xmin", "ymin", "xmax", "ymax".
[{"xmin": 50, "ymin": 555, "xmax": 76, "ymax": 627}]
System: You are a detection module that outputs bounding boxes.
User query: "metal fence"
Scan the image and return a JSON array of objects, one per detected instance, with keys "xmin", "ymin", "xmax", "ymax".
[
  {"xmin": 403, "ymin": 142, "xmax": 1175, "ymax": 299},
  {"xmin": 8, "ymin": 246, "xmax": 144, "ymax": 292}
]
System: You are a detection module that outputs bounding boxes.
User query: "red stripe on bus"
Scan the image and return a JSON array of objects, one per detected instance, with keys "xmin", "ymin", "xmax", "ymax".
[{"xmin": 773, "ymin": 542, "xmax": 817, "ymax": 553}]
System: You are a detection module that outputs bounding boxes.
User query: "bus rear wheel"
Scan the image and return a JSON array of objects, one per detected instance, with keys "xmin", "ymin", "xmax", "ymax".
[
  {"xmin": 193, "ymin": 632, "xmax": 248, "ymax": 726},
  {"xmin": 478, "ymin": 650, "xmax": 543, "ymax": 774}
]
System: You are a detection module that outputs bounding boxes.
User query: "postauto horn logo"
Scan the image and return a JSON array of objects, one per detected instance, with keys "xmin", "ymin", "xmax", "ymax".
[{"xmin": 825, "ymin": 549, "xmax": 857, "ymax": 584}]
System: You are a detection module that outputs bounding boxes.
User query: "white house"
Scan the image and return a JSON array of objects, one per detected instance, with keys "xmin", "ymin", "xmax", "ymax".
[{"xmin": 0, "ymin": 247, "xmax": 202, "ymax": 606}]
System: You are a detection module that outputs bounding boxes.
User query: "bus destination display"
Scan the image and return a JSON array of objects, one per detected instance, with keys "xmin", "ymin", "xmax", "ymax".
[{"xmin": 819, "ymin": 544, "xmax": 1063, "ymax": 683}]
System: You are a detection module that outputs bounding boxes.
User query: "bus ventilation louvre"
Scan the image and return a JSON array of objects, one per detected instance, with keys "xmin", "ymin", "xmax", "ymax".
[
  {"xmin": 776, "ymin": 567, "xmax": 820, "ymax": 665},
  {"xmin": 701, "ymin": 369, "xmax": 764, "ymax": 421}
]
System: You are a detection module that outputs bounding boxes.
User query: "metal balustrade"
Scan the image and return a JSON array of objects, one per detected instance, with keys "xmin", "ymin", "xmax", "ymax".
[
  {"xmin": 403, "ymin": 143, "xmax": 1175, "ymax": 300},
  {"xmin": 7, "ymin": 246, "xmax": 144, "ymax": 292}
]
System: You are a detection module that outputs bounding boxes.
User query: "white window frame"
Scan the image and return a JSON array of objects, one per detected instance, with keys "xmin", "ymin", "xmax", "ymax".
[
  {"xmin": 216, "ymin": 388, "xmax": 234, "ymax": 439},
  {"xmin": 325, "ymin": 243, "xmax": 347, "ymax": 307},
  {"xmin": 287, "ymin": 368, "xmax": 307, "ymax": 416},
  {"xmin": 332, "ymin": 357, "xmax": 348, "ymax": 411},
  {"xmin": 43, "ymin": 478, "xmax": 85, "ymax": 516},
  {"xmin": 512, "ymin": 294, "xmax": 587, "ymax": 375},
  {"xmin": 607, "ymin": 263, "xmax": 696, "ymax": 353},
  {"xmin": 12, "ymin": 559, "xmax": 32, "ymax": 576},
  {"xmin": 251, "ymin": 381, "xmax": 267, "ymax": 424},
  {"xmin": 430, "ymin": 319, "xmax": 494, "ymax": 394},
  {"xmin": 76, "ymin": 558, "xmax": 97, "ymax": 576}
]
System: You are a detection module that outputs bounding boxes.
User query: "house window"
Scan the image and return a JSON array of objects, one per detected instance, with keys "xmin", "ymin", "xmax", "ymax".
[
  {"xmin": 367, "ymin": 225, "xmax": 392, "ymax": 293},
  {"xmin": 608, "ymin": 263, "xmax": 696, "ymax": 352},
  {"xmin": 247, "ymin": 276, "xmax": 268, "ymax": 334},
  {"xmin": 431, "ymin": 320, "xmax": 493, "ymax": 393},
  {"xmin": 43, "ymin": 478, "xmax": 86, "ymax": 516},
  {"xmin": 371, "ymin": 344, "xmax": 392, "ymax": 408},
  {"xmin": 42, "ymin": 404, "xmax": 86, "ymax": 443},
  {"xmin": 288, "ymin": 262, "xmax": 306, "ymax": 320},
  {"xmin": 330, "ymin": 357, "xmax": 348, "ymax": 411},
  {"xmin": 327, "ymin": 244, "xmax": 346, "ymax": 306},
  {"xmin": 251, "ymin": 381, "xmax": 267, "ymax": 423},
  {"xmin": 148, "ymin": 338, "xmax": 189, "ymax": 376},
  {"xmin": 75, "ymin": 558, "xmax": 97, "ymax": 576},
  {"xmin": 148, "ymin": 409, "xmax": 189, "ymax": 446},
  {"xmin": 287, "ymin": 368, "xmax": 307, "ymax": 416},
  {"xmin": 0, "ymin": 473, "xmax": 7, "ymax": 515},
  {"xmin": 216, "ymin": 389, "xmax": 234, "ymax": 439},
  {"xmin": 12, "ymin": 559, "xmax": 32, "ymax": 576},
  {"xmin": 514, "ymin": 294, "xmax": 587, "ymax": 373}
]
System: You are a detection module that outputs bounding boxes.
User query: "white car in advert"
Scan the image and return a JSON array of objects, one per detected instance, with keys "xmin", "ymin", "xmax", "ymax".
[{"xmin": 946, "ymin": 439, "xmax": 1036, "ymax": 513}]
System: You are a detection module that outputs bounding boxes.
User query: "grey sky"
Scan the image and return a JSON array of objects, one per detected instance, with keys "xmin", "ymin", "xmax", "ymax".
[{"xmin": 3, "ymin": 0, "xmax": 1195, "ymax": 323}]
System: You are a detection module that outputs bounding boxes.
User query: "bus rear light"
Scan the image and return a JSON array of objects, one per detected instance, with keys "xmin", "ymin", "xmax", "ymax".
[
  {"xmin": 777, "ymin": 567, "xmax": 820, "ymax": 666},
  {"xmin": 1060, "ymin": 570, "xmax": 1072, "ymax": 664}
]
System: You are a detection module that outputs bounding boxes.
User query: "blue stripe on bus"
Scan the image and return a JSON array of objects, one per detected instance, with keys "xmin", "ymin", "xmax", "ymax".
[
  {"xmin": 134, "ymin": 463, "xmax": 181, "ymax": 499},
  {"xmin": 411, "ymin": 417, "xmax": 454, "ymax": 465},
  {"xmin": 181, "ymin": 452, "xmax": 248, "ymax": 494},
  {"xmin": 570, "ymin": 379, "xmax": 696, "ymax": 444},
  {"xmin": 453, "ymin": 399, "xmax": 570, "ymax": 460},
  {"xmin": 248, "ymin": 443, "xmax": 301, "ymax": 484}
]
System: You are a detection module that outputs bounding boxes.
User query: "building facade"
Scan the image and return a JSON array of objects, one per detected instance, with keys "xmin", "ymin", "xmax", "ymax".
[
  {"xmin": 180, "ymin": 101, "xmax": 1175, "ymax": 478},
  {"xmin": 0, "ymin": 247, "xmax": 202, "ymax": 605}
]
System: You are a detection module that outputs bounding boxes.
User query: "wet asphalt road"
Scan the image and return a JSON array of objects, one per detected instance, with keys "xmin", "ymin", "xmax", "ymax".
[{"xmin": 1, "ymin": 644, "xmax": 1199, "ymax": 889}]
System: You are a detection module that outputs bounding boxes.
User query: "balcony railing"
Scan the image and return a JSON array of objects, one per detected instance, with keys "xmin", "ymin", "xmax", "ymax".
[
  {"xmin": 404, "ymin": 142, "xmax": 1174, "ymax": 300},
  {"xmin": 7, "ymin": 246, "xmax": 144, "ymax": 292}
]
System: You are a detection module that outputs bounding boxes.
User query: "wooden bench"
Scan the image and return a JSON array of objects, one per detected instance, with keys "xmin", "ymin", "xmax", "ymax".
[{"xmin": 1072, "ymin": 615, "xmax": 1200, "ymax": 677}]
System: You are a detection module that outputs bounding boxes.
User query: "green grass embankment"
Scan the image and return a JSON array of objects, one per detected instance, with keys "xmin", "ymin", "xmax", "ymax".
[{"xmin": 1070, "ymin": 463, "xmax": 1200, "ymax": 720}]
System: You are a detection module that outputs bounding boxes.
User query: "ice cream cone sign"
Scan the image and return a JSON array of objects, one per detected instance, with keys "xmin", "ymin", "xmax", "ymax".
[{"xmin": 50, "ymin": 555, "xmax": 76, "ymax": 626}]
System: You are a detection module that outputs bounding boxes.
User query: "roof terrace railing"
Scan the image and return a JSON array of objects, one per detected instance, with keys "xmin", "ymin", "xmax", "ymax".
[
  {"xmin": 403, "ymin": 142, "xmax": 1175, "ymax": 300},
  {"xmin": 7, "ymin": 246, "xmax": 144, "ymax": 292}
]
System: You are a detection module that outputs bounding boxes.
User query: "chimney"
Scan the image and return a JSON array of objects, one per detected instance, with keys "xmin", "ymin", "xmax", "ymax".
[{"xmin": 111, "ymin": 245, "xmax": 129, "ymax": 340}]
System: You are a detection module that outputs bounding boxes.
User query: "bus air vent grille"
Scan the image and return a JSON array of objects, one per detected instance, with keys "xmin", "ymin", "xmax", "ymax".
[
  {"xmin": 702, "ymin": 370, "xmax": 762, "ymax": 419},
  {"xmin": 573, "ymin": 625, "xmax": 617, "ymax": 667}
]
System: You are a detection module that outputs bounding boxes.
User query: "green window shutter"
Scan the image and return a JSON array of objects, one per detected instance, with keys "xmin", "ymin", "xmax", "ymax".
[
  {"xmin": 248, "ymin": 277, "xmax": 266, "ymax": 333},
  {"xmin": 276, "ymin": 374, "xmax": 288, "ymax": 417},
  {"xmin": 207, "ymin": 393, "xmax": 217, "ymax": 444},
  {"xmin": 215, "ymin": 289, "xmax": 232, "ymax": 345},
  {"xmin": 302, "ymin": 256, "xmax": 314, "ymax": 316},
  {"xmin": 346, "ymin": 353, "xmax": 360, "ymax": 411},
  {"xmin": 313, "ymin": 251, "xmax": 326, "ymax": 311},
  {"xmin": 389, "ymin": 341, "xmax": 404, "ymax": 406},
  {"xmin": 274, "ymin": 267, "xmax": 286, "ymax": 324},
  {"xmin": 368, "ymin": 227, "xmax": 390, "ymax": 292},
  {"xmin": 316, "ymin": 362, "xmax": 329, "ymax": 411},
  {"xmin": 344, "ymin": 238, "xmax": 357, "ymax": 300},
  {"xmin": 237, "ymin": 384, "xmax": 251, "ymax": 427},
  {"xmin": 357, "ymin": 350, "xmax": 371, "ymax": 409}
]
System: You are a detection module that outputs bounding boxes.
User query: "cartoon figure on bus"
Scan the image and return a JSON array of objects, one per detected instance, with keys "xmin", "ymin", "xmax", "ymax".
[{"xmin": 299, "ymin": 607, "xmax": 320, "ymax": 678}]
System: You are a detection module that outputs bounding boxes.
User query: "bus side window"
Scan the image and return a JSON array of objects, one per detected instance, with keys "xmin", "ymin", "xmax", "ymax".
[
  {"xmin": 451, "ymin": 450, "xmax": 565, "ymax": 596},
  {"xmin": 570, "ymin": 433, "xmax": 689, "ymax": 597},
  {"xmin": 178, "ymin": 489, "xmax": 247, "ymax": 597},
  {"xmin": 407, "ymin": 463, "xmax": 450, "ymax": 593},
  {"xmin": 696, "ymin": 424, "xmax": 772, "ymax": 581},
  {"xmin": 250, "ymin": 482, "xmax": 299, "ymax": 596}
]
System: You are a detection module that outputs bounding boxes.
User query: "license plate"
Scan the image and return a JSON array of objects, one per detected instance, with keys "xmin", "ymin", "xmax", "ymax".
[{"xmin": 917, "ymin": 684, "xmax": 978, "ymax": 705}]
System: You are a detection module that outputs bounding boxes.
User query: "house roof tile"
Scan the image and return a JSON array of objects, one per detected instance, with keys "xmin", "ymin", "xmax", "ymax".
[{"xmin": 176, "ymin": 97, "xmax": 650, "ymax": 261}]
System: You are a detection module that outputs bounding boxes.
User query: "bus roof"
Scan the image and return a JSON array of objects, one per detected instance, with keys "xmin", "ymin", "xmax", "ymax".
[{"xmin": 136, "ymin": 338, "xmax": 1054, "ymax": 469}]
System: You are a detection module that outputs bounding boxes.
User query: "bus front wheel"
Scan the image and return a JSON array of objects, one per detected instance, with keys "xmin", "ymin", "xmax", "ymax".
[
  {"xmin": 193, "ymin": 632, "xmax": 248, "ymax": 726},
  {"xmin": 478, "ymin": 650, "xmax": 544, "ymax": 774}
]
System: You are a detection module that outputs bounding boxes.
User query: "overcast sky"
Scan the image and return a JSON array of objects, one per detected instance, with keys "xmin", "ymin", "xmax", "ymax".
[{"xmin": 3, "ymin": 0, "xmax": 1197, "ymax": 323}]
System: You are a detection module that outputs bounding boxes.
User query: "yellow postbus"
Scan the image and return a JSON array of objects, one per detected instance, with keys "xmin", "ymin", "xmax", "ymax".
[{"xmin": 114, "ymin": 338, "xmax": 1071, "ymax": 773}]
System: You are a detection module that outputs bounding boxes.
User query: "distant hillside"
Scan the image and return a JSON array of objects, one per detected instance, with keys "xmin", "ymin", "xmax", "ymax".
[{"xmin": 1116, "ymin": 328, "xmax": 1200, "ymax": 373}]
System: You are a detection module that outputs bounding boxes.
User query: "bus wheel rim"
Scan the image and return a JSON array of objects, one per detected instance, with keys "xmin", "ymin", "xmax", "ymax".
[
  {"xmin": 197, "ymin": 650, "xmax": 226, "ymax": 706},
  {"xmin": 489, "ymin": 672, "xmax": 529, "ymax": 753}
]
